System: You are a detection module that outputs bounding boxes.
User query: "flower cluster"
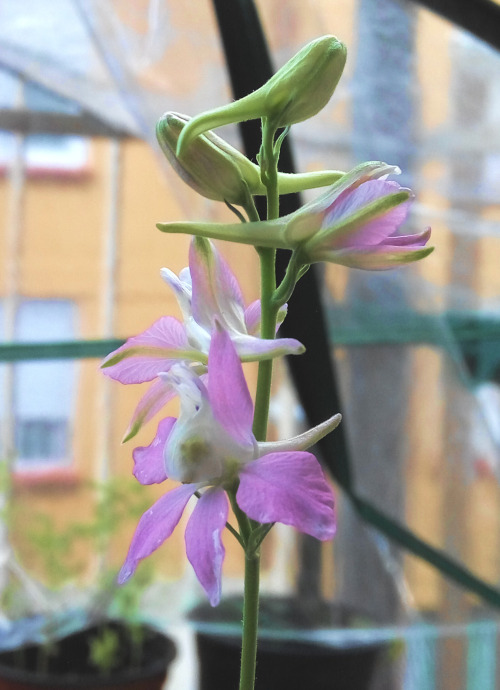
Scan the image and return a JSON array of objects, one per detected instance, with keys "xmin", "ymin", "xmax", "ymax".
[
  {"xmin": 102, "ymin": 237, "xmax": 303, "ymax": 441},
  {"xmin": 117, "ymin": 325, "xmax": 338, "ymax": 605},
  {"xmin": 104, "ymin": 240, "xmax": 339, "ymax": 605},
  {"xmin": 103, "ymin": 34, "xmax": 432, "ymax": 615}
]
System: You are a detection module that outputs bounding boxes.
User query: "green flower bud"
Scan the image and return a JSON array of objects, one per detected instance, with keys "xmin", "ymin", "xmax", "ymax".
[
  {"xmin": 264, "ymin": 34, "xmax": 347, "ymax": 127},
  {"xmin": 156, "ymin": 111, "xmax": 260, "ymax": 206},
  {"xmin": 177, "ymin": 35, "xmax": 347, "ymax": 156},
  {"xmin": 158, "ymin": 113, "xmax": 345, "ymax": 203}
]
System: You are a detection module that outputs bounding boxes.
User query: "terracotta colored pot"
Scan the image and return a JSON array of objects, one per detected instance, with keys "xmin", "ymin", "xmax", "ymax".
[{"xmin": 0, "ymin": 621, "xmax": 176, "ymax": 690}]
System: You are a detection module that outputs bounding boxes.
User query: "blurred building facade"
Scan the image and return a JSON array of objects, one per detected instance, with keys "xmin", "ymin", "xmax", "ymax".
[{"xmin": 1, "ymin": 0, "xmax": 500, "ymax": 625}]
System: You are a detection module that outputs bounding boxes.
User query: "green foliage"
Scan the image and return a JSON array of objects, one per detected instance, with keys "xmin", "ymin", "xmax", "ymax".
[
  {"xmin": 20, "ymin": 477, "xmax": 151, "ymax": 589},
  {"xmin": 106, "ymin": 560, "xmax": 154, "ymax": 622},
  {"xmin": 25, "ymin": 513, "xmax": 83, "ymax": 587},
  {"xmin": 1, "ymin": 477, "xmax": 158, "ymax": 674},
  {"xmin": 88, "ymin": 626, "xmax": 122, "ymax": 674}
]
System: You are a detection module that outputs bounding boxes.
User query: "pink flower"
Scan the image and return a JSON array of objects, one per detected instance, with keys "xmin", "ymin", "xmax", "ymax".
[
  {"xmin": 101, "ymin": 237, "xmax": 303, "ymax": 441},
  {"xmin": 158, "ymin": 162, "xmax": 432, "ymax": 272},
  {"xmin": 285, "ymin": 162, "xmax": 432, "ymax": 269},
  {"xmin": 118, "ymin": 328, "xmax": 338, "ymax": 606}
]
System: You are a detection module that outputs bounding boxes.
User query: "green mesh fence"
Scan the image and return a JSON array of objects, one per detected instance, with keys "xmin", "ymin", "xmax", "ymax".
[{"xmin": 2, "ymin": 310, "xmax": 500, "ymax": 607}]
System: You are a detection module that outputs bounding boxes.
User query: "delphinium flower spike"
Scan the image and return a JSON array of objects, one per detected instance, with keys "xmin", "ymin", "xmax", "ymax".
[{"xmin": 104, "ymin": 33, "xmax": 436, "ymax": 690}]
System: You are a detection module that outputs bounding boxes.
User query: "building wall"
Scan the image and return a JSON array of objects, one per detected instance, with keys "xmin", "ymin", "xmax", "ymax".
[
  {"xmin": 0, "ymin": 132, "xmax": 263, "ymax": 589},
  {"xmin": 1, "ymin": 0, "xmax": 500, "ymax": 614}
]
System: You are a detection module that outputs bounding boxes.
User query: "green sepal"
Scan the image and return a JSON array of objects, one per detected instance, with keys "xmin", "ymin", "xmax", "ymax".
[
  {"xmin": 276, "ymin": 169, "xmax": 344, "ymax": 195},
  {"xmin": 102, "ymin": 346, "xmax": 208, "ymax": 369},
  {"xmin": 157, "ymin": 219, "xmax": 288, "ymax": 249}
]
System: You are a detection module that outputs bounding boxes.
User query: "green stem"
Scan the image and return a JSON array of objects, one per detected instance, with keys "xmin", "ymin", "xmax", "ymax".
[
  {"xmin": 243, "ymin": 195, "xmax": 261, "ymax": 223},
  {"xmin": 252, "ymin": 118, "xmax": 281, "ymax": 441},
  {"xmin": 228, "ymin": 488, "xmax": 252, "ymax": 546},
  {"xmin": 239, "ymin": 553, "xmax": 261, "ymax": 690},
  {"xmin": 238, "ymin": 118, "xmax": 282, "ymax": 690},
  {"xmin": 252, "ymin": 248, "xmax": 278, "ymax": 441},
  {"xmin": 260, "ymin": 117, "xmax": 280, "ymax": 221},
  {"xmin": 248, "ymin": 522, "xmax": 275, "ymax": 552},
  {"xmin": 226, "ymin": 521, "xmax": 245, "ymax": 548},
  {"xmin": 272, "ymin": 249, "xmax": 307, "ymax": 310}
]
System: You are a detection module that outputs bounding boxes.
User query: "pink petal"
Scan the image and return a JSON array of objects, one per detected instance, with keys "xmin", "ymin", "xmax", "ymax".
[
  {"xmin": 380, "ymin": 227, "xmax": 431, "ymax": 248},
  {"xmin": 244, "ymin": 299, "xmax": 288, "ymax": 335},
  {"xmin": 244, "ymin": 300, "xmax": 261, "ymax": 335},
  {"xmin": 189, "ymin": 238, "xmax": 246, "ymax": 333},
  {"xmin": 321, "ymin": 244, "xmax": 433, "ymax": 270},
  {"xmin": 123, "ymin": 378, "xmax": 177, "ymax": 442},
  {"xmin": 118, "ymin": 483, "xmax": 197, "ymax": 584},
  {"xmin": 208, "ymin": 327, "xmax": 254, "ymax": 447},
  {"xmin": 326, "ymin": 180, "xmax": 411, "ymax": 248},
  {"xmin": 185, "ymin": 488, "xmax": 228, "ymax": 606},
  {"xmin": 237, "ymin": 451, "xmax": 336, "ymax": 541},
  {"xmin": 132, "ymin": 417, "xmax": 176, "ymax": 484},
  {"xmin": 102, "ymin": 316, "xmax": 189, "ymax": 383}
]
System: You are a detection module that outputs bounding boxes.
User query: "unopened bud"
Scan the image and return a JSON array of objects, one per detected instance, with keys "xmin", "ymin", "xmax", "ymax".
[
  {"xmin": 263, "ymin": 35, "xmax": 347, "ymax": 128},
  {"xmin": 156, "ymin": 112, "xmax": 260, "ymax": 206},
  {"xmin": 177, "ymin": 36, "xmax": 347, "ymax": 156},
  {"xmin": 159, "ymin": 112, "xmax": 345, "ymax": 202}
]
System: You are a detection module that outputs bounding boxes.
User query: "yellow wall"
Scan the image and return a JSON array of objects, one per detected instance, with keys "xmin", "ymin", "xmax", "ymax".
[
  {"xmin": 2, "ymin": 1, "xmax": 500, "ymax": 613},
  {"xmin": 0, "ymin": 132, "xmax": 263, "ymax": 587}
]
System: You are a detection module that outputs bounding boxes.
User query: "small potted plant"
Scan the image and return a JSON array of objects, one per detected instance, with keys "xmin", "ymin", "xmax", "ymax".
[{"xmin": 0, "ymin": 478, "xmax": 176, "ymax": 689}]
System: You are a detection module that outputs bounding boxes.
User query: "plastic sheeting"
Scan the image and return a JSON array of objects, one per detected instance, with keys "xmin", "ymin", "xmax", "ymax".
[{"xmin": 2, "ymin": 1, "xmax": 500, "ymax": 687}]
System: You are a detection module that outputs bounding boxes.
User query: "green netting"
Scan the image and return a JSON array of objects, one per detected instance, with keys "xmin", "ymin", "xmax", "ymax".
[
  {"xmin": 2, "ymin": 5, "xmax": 500, "ymax": 688},
  {"xmin": 3, "ymin": 319, "xmax": 500, "ymax": 610},
  {"xmin": 0, "ymin": 339, "xmax": 124, "ymax": 362}
]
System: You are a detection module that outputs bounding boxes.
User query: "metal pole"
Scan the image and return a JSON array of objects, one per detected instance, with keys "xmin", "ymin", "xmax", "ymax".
[
  {"xmin": 0, "ymin": 79, "xmax": 25, "ymax": 599},
  {"xmin": 95, "ymin": 138, "xmax": 121, "ymax": 485}
]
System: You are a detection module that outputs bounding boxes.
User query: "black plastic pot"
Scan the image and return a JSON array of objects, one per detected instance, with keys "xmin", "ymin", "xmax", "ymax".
[
  {"xmin": 190, "ymin": 596, "xmax": 386, "ymax": 690},
  {"xmin": 0, "ymin": 620, "xmax": 176, "ymax": 690}
]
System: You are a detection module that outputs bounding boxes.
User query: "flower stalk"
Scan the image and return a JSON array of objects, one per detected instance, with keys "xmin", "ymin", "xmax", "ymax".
[
  {"xmin": 103, "ymin": 34, "xmax": 433, "ymax": 690},
  {"xmin": 239, "ymin": 115, "xmax": 284, "ymax": 690},
  {"xmin": 240, "ymin": 553, "xmax": 261, "ymax": 690}
]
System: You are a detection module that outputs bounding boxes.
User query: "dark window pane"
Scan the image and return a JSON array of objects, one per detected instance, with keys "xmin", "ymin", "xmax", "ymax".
[{"xmin": 15, "ymin": 419, "xmax": 69, "ymax": 462}]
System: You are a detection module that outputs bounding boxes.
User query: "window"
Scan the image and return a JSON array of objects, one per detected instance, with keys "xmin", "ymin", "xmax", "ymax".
[
  {"xmin": 450, "ymin": 34, "xmax": 500, "ymax": 203},
  {"xmin": 23, "ymin": 81, "xmax": 89, "ymax": 174},
  {"xmin": 0, "ymin": 71, "xmax": 89, "ymax": 174},
  {"xmin": 0, "ymin": 299, "xmax": 78, "ymax": 470}
]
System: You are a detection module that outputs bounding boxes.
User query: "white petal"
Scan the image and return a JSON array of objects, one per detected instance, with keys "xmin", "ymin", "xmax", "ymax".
[{"xmin": 258, "ymin": 413, "xmax": 342, "ymax": 455}]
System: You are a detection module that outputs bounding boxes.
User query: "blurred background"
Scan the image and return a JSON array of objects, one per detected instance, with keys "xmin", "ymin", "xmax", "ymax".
[{"xmin": 1, "ymin": 1, "xmax": 500, "ymax": 688}]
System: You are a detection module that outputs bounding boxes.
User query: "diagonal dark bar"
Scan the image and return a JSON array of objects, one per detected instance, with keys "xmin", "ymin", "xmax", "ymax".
[
  {"xmin": 210, "ymin": 0, "xmax": 500, "ymax": 608},
  {"xmin": 412, "ymin": 0, "xmax": 500, "ymax": 52},
  {"xmin": 210, "ymin": 0, "xmax": 352, "ymax": 491}
]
